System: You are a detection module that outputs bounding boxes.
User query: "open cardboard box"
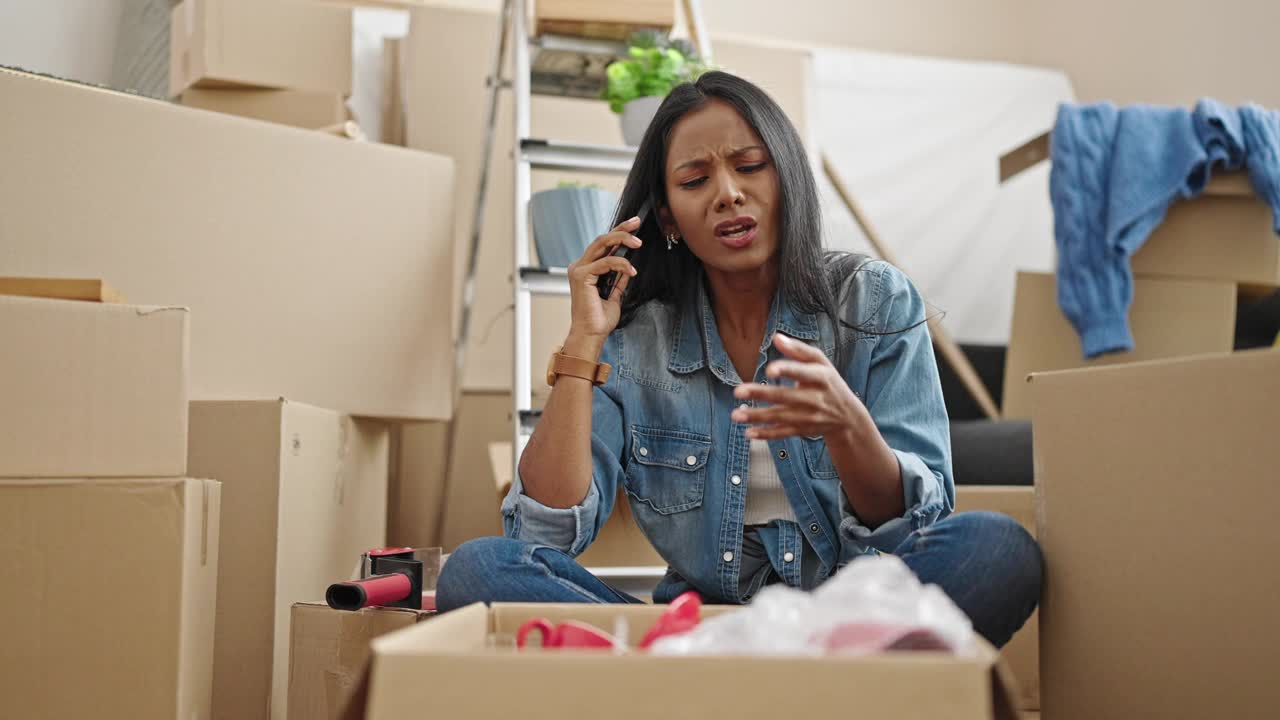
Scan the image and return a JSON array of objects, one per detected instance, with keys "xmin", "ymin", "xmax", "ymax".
[
  {"xmin": 1001, "ymin": 270, "xmax": 1238, "ymax": 419},
  {"xmin": 1032, "ymin": 348, "xmax": 1280, "ymax": 720},
  {"xmin": 1001, "ymin": 133, "xmax": 1280, "ymax": 288},
  {"xmin": 357, "ymin": 603, "xmax": 1022, "ymax": 720}
]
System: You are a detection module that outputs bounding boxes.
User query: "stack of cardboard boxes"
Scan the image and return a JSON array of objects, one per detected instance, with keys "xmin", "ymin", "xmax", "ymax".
[
  {"xmin": 1, "ymin": 17, "xmax": 455, "ymax": 711},
  {"xmin": 997, "ymin": 142, "xmax": 1280, "ymax": 719},
  {"xmin": 171, "ymin": 0, "xmax": 356, "ymax": 134},
  {"xmin": 0, "ymin": 286, "xmax": 220, "ymax": 719},
  {"xmin": 1002, "ymin": 172, "xmax": 1280, "ymax": 418}
]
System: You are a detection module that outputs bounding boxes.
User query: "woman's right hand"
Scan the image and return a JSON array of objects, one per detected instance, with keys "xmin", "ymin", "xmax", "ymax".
[{"xmin": 565, "ymin": 215, "xmax": 642, "ymax": 342}]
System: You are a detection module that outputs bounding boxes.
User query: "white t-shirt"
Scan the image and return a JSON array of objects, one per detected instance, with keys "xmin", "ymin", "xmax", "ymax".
[{"xmin": 743, "ymin": 439, "xmax": 799, "ymax": 525}]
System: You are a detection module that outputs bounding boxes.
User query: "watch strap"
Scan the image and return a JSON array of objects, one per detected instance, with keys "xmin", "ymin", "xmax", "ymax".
[{"xmin": 550, "ymin": 351, "xmax": 611, "ymax": 386}]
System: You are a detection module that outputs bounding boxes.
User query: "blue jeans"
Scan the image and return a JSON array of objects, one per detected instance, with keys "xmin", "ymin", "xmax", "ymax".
[{"xmin": 437, "ymin": 511, "xmax": 1041, "ymax": 648}]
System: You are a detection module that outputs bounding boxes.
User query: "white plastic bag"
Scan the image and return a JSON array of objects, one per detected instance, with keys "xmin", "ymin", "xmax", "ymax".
[{"xmin": 649, "ymin": 554, "xmax": 974, "ymax": 657}]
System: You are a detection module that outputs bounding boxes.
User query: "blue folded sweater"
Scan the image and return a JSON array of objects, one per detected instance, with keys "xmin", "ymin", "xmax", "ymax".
[{"xmin": 1049, "ymin": 100, "xmax": 1280, "ymax": 358}]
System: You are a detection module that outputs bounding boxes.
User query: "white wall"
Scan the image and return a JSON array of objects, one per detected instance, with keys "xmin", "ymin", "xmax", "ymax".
[{"xmin": 0, "ymin": 0, "xmax": 127, "ymax": 86}]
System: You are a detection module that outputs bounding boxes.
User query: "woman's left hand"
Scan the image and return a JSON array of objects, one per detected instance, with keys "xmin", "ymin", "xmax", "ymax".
[{"xmin": 730, "ymin": 333, "xmax": 867, "ymax": 441}]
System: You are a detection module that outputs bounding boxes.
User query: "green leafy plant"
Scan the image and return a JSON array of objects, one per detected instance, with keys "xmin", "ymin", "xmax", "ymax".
[{"xmin": 603, "ymin": 31, "xmax": 710, "ymax": 114}]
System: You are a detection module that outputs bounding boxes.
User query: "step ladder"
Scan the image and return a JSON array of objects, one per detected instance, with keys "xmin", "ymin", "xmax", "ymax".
[
  {"xmin": 457, "ymin": 0, "xmax": 712, "ymax": 479},
  {"xmin": 451, "ymin": 0, "xmax": 711, "ymax": 587}
]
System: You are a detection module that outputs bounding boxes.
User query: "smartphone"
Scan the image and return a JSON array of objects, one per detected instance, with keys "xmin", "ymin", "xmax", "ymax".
[{"xmin": 597, "ymin": 199, "xmax": 651, "ymax": 300}]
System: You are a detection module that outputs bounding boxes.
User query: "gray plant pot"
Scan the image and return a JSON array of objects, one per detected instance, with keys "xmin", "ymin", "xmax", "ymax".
[
  {"xmin": 530, "ymin": 186, "xmax": 620, "ymax": 268},
  {"xmin": 620, "ymin": 95, "xmax": 664, "ymax": 147}
]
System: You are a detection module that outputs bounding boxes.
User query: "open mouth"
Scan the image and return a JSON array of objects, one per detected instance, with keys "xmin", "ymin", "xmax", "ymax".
[{"xmin": 715, "ymin": 217, "xmax": 758, "ymax": 239}]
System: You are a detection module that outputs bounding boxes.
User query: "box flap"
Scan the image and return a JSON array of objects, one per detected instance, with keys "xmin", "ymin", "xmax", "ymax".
[
  {"xmin": 998, "ymin": 132, "xmax": 1258, "ymax": 199},
  {"xmin": 999, "ymin": 131, "xmax": 1050, "ymax": 183}
]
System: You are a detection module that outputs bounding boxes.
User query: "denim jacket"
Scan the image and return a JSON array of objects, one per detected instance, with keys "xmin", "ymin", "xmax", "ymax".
[{"xmin": 502, "ymin": 258, "xmax": 954, "ymax": 603}]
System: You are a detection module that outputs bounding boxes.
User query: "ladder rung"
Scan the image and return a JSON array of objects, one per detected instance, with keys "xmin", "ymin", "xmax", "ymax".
[
  {"xmin": 584, "ymin": 566, "xmax": 667, "ymax": 580},
  {"xmin": 518, "ymin": 266, "xmax": 571, "ymax": 296},
  {"xmin": 520, "ymin": 138, "xmax": 635, "ymax": 174}
]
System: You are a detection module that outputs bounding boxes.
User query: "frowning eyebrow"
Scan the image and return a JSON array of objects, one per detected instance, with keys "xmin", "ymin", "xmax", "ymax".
[{"xmin": 672, "ymin": 145, "xmax": 767, "ymax": 173}]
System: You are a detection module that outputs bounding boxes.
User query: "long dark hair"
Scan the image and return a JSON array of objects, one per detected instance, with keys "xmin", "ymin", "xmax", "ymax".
[{"xmin": 613, "ymin": 71, "xmax": 869, "ymax": 343}]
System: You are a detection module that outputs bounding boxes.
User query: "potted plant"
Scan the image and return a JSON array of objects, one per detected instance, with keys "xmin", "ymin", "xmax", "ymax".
[
  {"xmin": 603, "ymin": 31, "xmax": 709, "ymax": 146},
  {"xmin": 530, "ymin": 182, "xmax": 620, "ymax": 269}
]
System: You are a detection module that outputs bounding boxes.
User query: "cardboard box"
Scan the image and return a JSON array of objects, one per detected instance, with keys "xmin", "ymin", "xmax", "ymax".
[
  {"xmin": 0, "ymin": 478, "xmax": 220, "ymax": 719},
  {"xmin": 170, "ymin": 0, "xmax": 353, "ymax": 97},
  {"xmin": 390, "ymin": 392, "xmax": 510, "ymax": 551},
  {"xmin": 360, "ymin": 603, "xmax": 1022, "ymax": 720},
  {"xmin": 955, "ymin": 486, "xmax": 1039, "ymax": 711},
  {"xmin": 0, "ymin": 67, "xmax": 456, "ymax": 421},
  {"xmin": 188, "ymin": 400, "xmax": 390, "ymax": 720},
  {"xmin": 535, "ymin": 0, "xmax": 675, "ymax": 40},
  {"xmin": 287, "ymin": 603, "xmax": 433, "ymax": 720},
  {"xmin": 1133, "ymin": 173, "xmax": 1280, "ymax": 287},
  {"xmin": 1031, "ymin": 349, "xmax": 1280, "ymax": 720},
  {"xmin": 0, "ymin": 295, "xmax": 189, "ymax": 478},
  {"xmin": 179, "ymin": 87, "xmax": 348, "ymax": 129},
  {"xmin": 1001, "ymin": 271, "xmax": 1237, "ymax": 419},
  {"xmin": 388, "ymin": 420, "xmax": 450, "ymax": 549}
]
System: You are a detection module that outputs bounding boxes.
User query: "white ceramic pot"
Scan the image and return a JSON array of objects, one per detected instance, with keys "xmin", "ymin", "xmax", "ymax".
[
  {"xmin": 620, "ymin": 95, "xmax": 664, "ymax": 147},
  {"xmin": 530, "ymin": 186, "xmax": 620, "ymax": 268}
]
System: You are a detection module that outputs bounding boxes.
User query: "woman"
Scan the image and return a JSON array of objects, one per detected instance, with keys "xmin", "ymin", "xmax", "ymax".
[{"xmin": 438, "ymin": 71, "xmax": 1040, "ymax": 647}]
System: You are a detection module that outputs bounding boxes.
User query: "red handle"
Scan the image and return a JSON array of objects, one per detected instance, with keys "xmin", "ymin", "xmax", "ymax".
[
  {"xmin": 516, "ymin": 618, "xmax": 554, "ymax": 648},
  {"xmin": 326, "ymin": 573, "xmax": 412, "ymax": 611},
  {"xmin": 640, "ymin": 591, "xmax": 702, "ymax": 649}
]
